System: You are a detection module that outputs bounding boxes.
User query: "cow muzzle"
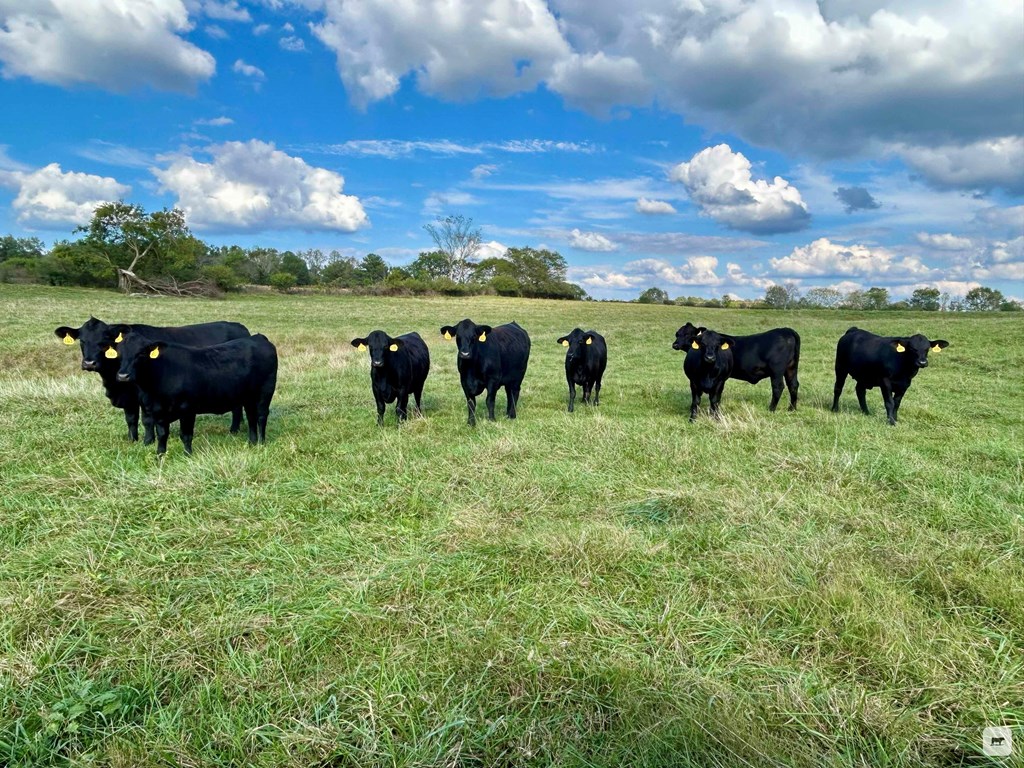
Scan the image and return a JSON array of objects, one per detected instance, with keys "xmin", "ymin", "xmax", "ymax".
[
  {"xmin": 116, "ymin": 373, "xmax": 131, "ymax": 382},
  {"xmin": 704, "ymin": 354, "xmax": 716, "ymax": 364},
  {"xmin": 459, "ymin": 351, "xmax": 471, "ymax": 358},
  {"xmin": 82, "ymin": 360, "xmax": 99, "ymax": 371},
  {"xmin": 371, "ymin": 360, "xmax": 384, "ymax": 368},
  {"xmin": 916, "ymin": 359, "xmax": 928, "ymax": 368}
]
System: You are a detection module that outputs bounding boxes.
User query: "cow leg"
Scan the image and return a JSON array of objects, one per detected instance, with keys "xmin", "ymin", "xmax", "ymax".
[
  {"xmin": 689, "ymin": 383, "xmax": 702, "ymax": 422},
  {"xmin": 229, "ymin": 407, "xmax": 243, "ymax": 434},
  {"xmin": 413, "ymin": 386, "xmax": 424, "ymax": 416},
  {"xmin": 785, "ymin": 367, "xmax": 799, "ymax": 411},
  {"xmin": 831, "ymin": 369, "xmax": 847, "ymax": 412},
  {"xmin": 593, "ymin": 379, "xmax": 601, "ymax": 406},
  {"xmin": 244, "ymin": 404, "xmax": 259, "ymax": 444},
  {"xmin": 768, "ymin": 375, "xmax": 784, "ymax": 412},
  {"xmin": 582, "ymin": 382, "xmax": 592, "ymax": 405},
  {"xmin": 141, "ymin": 408, "xmax": 155, "ymax": 445},
  {"xmin": 485, "ymin": 387, "xmax": 498, "ymax": 421},
  {"xmin": 892, "ymin": 387, "xmax": 907, "ymax": 421},
  {"xmin": 154, "ymin": 420, "xmax": 170, "ymax": 456},
  {"xmin": 856, "ymin": 384, "xmax": 870, "ymax": 415},
  {"xmin": 396, "ymin": 393, "xmax": 410, "ymax": 423},
  {"xmin": 375, "ymin": 396, "xmax": 386, "ymax": 426},
  {"xmin": 179, "ymin": 412, "xmax": 196, "ymax": 456},
  {"xmin": 710, "ymin": 383, "xmax": 725, "ymax": 420},
  {"xmin": 465, "ymin": 395, "xmax": 477, "ymax": 426},
  {"xmin": 124, "ymin": 406, "xmax": 140, "ymax": 442},
  {"xmin": 256, "ymin": 398, "xmax": 270, "ymax": 443},
  {"xmin": 567, "ymin": 381, "xmax": 576, "ymax": 412},
  {"xmin": 880, "ymin": 380, "xmax": 897, "ymax": 425},
  {"xmin": 506, "ymin": 384, "xmax": 520, "ymax": 419}
]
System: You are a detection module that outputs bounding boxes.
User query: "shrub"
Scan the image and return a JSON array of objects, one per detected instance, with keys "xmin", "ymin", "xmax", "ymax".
[
  {"xmin": 491, "ymin": 275, "xmax": 520, "ymax": 296},
  {"xmin": 201, "ymin": 264, "xmax": 242, "ymax": 292},
  {"xmin": 269, "ymin": 271, "xmax": 297, "ymax": 292}
]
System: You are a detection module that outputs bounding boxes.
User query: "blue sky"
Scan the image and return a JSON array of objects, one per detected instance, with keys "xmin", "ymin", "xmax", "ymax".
[{"xmin": 0, "ymin": 0, "xmax": 1021, "ymax": 300}]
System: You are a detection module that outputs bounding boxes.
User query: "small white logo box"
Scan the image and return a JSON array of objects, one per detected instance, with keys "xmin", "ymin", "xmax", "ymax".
[{"xmin": 983, "ymin": 726, "xmax": 1013, "ymax": 757}]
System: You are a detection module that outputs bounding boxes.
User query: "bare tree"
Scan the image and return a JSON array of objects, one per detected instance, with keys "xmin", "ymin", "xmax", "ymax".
[{"xmin": 423, "ymin": 214, "xmax": 482, "ymax": 283}]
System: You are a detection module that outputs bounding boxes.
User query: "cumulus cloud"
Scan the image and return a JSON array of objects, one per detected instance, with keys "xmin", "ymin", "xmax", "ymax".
[
  {"xmin": 280, "ymin": 35, "xmax": 306, "ymax": 52},
  {"xmin": 569, "ymin": 228, "xmax": 616, "ymax": 252},
  {"xmin": 915, "ymin": 232, "xmax": 973, "ymax": 251},
  {"xmin": 0, "ymin": 0, "xmax": 215, "ymax": 93},
  {"xmin": 572, "ymin": 255, "xmax": 724, "ymax": 291},
  {"xmin": 0, "ymin": 163, "xmax": 129, "ymax": 228},
  {"xmin": 471, "ymin": 164, "xmax": 498, "ymax": 180},
  {"xmin": 196, "ymin": 116, "xmax": 234, "ymax": 127},
  {"xmin": 199, "ymin": 0, "xmax": 250, "ymax": 22},
  {"xmin": 635, "ymin": 197, "xmax": 676, "ymax": 215},
  {"xmin": 670, "ymin": 144, "xmax": 810, "ymax": 234},
  {"xmin": 233, "ymin": 59, "xmax": 264, "ymax": 78},
  {"xmin": 898, "ymin": 137, "xmax": 1024, "ymax": 195},
  {"xmin": 204, "ymin": 24, "xmax": 228, "ymax": 39},
  {"xmin": 575, "ymin": 270, "xmax": 643, "ymax": 290},
  {"xmin": 835, "ymin": 186, "xmax": 881, "ymax": 214},
  {"xmin": 770, "ymin": 237, "xmax": 932, "ymax": 279},
  {"xmin": 312, "ymin": 0, "xmax": 570, "ymax": 108},
  {"xmin": 547, "ymin": 51, "xmax": 650, "ymax": 115},
  {"xmin": 153, "ymin": 140, "xmax": 368, "ymax": 233},
  {"xmin": 476, "ymin": 240, "xmax": 509, "ymax": 260}
]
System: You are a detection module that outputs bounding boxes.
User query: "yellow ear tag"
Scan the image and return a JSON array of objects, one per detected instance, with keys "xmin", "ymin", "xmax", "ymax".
[
  {"xmin": 585, "ymin": 337, "xmax": 592, "ymax": 345},
  {"xmin": 478, "ymin": 332, "xmax": 487, "ymax": 342},
  {"xmin": 896, "ymin": 343, "xmax": 906, "ymax": 353},
  {"xmin": 104, "ymin": 347, "xmax": 118, "ymax": 359},
  {"xmin": 443, "ymin": 331, "xmax": 452, "ymax": 340},
  {"xmin": 114, "ymin": 332, "xmax": 124, "ymax": 343},
  {"xmin": 691, "ymin": 340, "xmax": 700, "ymax": 350},
  {"xmin": 389, "ymin": 343, "xmax": 399, "ymax": 352},
  {"xmin": 931, "ymin": 344, "xmax": 942, "ymax": 352},
  {"xmin": 562, "ymin": 339, "xmax": 569, "ymax": 347},
  {"xmin": 149, "ymin": 348, "xmax": 160, "ymax": 359},
  {"xmin": 357, "ymin": 343, "xmax": 366, "ymax": 351},
  {"xmin": 63, "ymin": 334, "xmax": 75, "ymax": 345},
  {"xmin": 721, "ymin": 342, "xmax": 730, "ymax": 350}
]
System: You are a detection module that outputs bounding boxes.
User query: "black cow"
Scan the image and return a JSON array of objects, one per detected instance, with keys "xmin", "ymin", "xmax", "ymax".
[
  {"xmin": 682, "ymin": 328, "xmax": 735, "ymax": 421},
  {"xmin": 116, "ymin": 332, "xmax": 278, "ymax": 455},
  {"xmin": 832, "ymin": 327, "xmax": 949, "ymax": 425},
  {"xmin": 673, "ymin": 322, "xmax": 800, "ymax": 411},
  {"xmin": 55, "ymin": 317, "xmax": 249, "ymax": 442},
  {"xmin": 556, "ymin": 328, "xmax": 607, "ymax": 412},
  {"xmin": 439, "ymin": 319, "xmax": 530, "ymax": 426},
  {"xmin": 350, "ymin": 330, "xmax": 430, "ymax": 425}
]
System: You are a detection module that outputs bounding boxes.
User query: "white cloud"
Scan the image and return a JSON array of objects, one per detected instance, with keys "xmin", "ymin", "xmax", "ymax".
[
  {"xmin": 153, "ymin": 140, "xmax": 369, "ymax": 233},
  {"xmin": 569, "ymin": 228, "xmax": 617, "ymax": 252},
  {"xmin": 0, "ymin": 0, "xmax": 215, "ymax": 93},
  {"xmin": 771, "ymin": 237, "xmax": 932, "ymax": 280},
  {"xmin": 725, "ymin": 262, "xmax": 773, "ymax": 290},
  {"xmin": 547, "ymin": 51, "xmax": 650, "ymax": 115},
  {"xmin": 625, "ymin": 256, "xmax": 721, "ymax": 286},
  {"xmin": 575, "ymin": 270, "xmax": 644, "ymax": 289},
  {"xmin": 280, "ymin": 35, "xmax": 306, "ymax": 52},
  {"xmin": 232, "ymin": 59, "xmax": 264, "ymax": 79},
  {"xmin": 313, "ymin": 138, "xmax": 600, "ymax": 159},
  {"xmin": 915, "ymin": 232, "xmax": 973, "ymax": 251},
  {"xmin": 635, "ymin": 197, "xmax": 676, "ymax": 215},
  {"xmin": 312, "ymin": 0, "xmax": 570, "ymax": 108},
  {"xmin": 76, "ymin": 141, "xmax": 152, "ymax": 169},
  {"xmin": 0, "ymin": 163, "xmax": 129, "ymax": 228},
  {"xmin": 471, "ymin": 164, "xmax": 498, "ymax": 180},
  {"xmin": 200, "ymin": 0, "xmax": 250, "ymax": 22},
  {"xmin": 0, "ymin": 145, "xmax": 30, "ymax": 172},
  {"xmin": 196, "ymin": 116, "xmax": 234, "ymax": 127},
  {"xmin": 898, "ymin": 137, "xmax": 1024, "ymax": 194},
  {"xmin": 204, "ymin": 24, "xmax": 228, "ymax": 39},
  {"xmin": 423, "ymin": 189, "xmax": 480, "ymax": 214},
  {"xmin": 476, "ymin": 240, "xmax": 509, "ymax": 260},
  {"xmin": 670, "ymin": 145, "xmax": 810, "ymax": 234},
  {"xmin": 252, "ymin": 23, "xmax": 270, "ymax": 35}
]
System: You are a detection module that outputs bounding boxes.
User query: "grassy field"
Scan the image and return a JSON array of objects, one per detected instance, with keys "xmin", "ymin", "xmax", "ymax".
[{"xmin": 1, "ymin": 283, "xmax": 1021, "ymax": 767}]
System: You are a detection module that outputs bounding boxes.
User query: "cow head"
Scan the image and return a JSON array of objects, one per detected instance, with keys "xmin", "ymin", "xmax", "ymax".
[
  {"xmin": 556, "ymin": 328, "xmax": 595, "ymax": 363},
  {"xmin": 687, "ymin": 328, "xmax": 734, "ymax": 366},
  {"xmin": 351, "ymin": 330, "xmax": 402, "ymax": 368},
  {"xmin": 672, "ymin": 322, "xmax": 706, "ymax": 351},
  {"xmin": 440, "ymin": 319, "xmax": 492, "ymax": 360},
  {"xmin": 115, "ymin": 333, "xmax": 162, "ymax": 383},
  {"xmin": 54, "ymin": 316, "xmax": 124, "ymax": 372},
  {"xmin": 892, "ymin": 334, "xmax": 950, "ymax": 368}
]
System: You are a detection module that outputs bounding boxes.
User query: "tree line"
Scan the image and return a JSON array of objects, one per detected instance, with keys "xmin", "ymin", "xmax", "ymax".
[
  {"xmin": 637, "ymin": 281, "xmax": 1021, "ymax": 312},
  {"xmin": 0, "ymin": 206, "xmax": 587, "ymax": 301}
]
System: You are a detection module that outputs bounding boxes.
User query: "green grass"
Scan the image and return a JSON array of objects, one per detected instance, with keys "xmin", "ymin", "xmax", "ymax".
[{"xmin": 1, "ymin": 283, "xmax": 1022, "ymax": 767}]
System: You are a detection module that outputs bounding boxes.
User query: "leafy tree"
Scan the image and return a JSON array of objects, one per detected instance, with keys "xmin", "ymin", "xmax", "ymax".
[
  {"xmin": 77, "ymin": 202, "xmax": 190, "ymax": 292},
  {"xmin": 299, "ymin": 248, "xmax": 327, "ymax": 283},
  {"xmin": 802, "ymin": 286, "xmax": 843, "ymax": 309},
  {"xmin": 764, "ymin": 282, "xmax": 800, "ymax": 309},
  {"xmin": 964, "ymin": 286, "xmax": 1004, "ymax": 311},
  {"xmin": 423, "ymin": 214, "xmax": 481, "ymax": 283},
  {"xmin": 245, "ymin": 248, "xmax": 282, "ymax": 285},
  {"xmin": 408, "ymin": 250, "xmax": 451, "ymax": 281},
  {"xmin": 269, "ymin": 271, "xmax": 296, "ymax": 292},
  {"xmin": 357, "ymin": 253, "xmax": 389, "ymax": 285},
  {"xmin": 46, "ymin": 240, "xmax": 117, "ymax": 287},
  {"xmin": 999, "ymin": 299, "xmax": 1022, "ymax": 312},
  {"xmin": 322, "ymin": 254, "xmax": 359, "ymax": 286},
  {"xmin": 0, "ymin": 235, "xmax": 45, "ymax": 262},
  {"xmin": 908, "ymin": 287, "xmax": 941, "ymax": 311},
  {"xmin": 201, "ymin": 264, "xmax": 241, "ymax": 292},
  {"xmin": 491, "ymin": 274, "xmax": 520, "ymax": 296},
  {"xmin": 280, "ymin": 251, "xmax": 311, "ymax": 285},
  {"xmin": 863, "ymin": 286, "xmax": 890, "ymax": 310},
  {"xmin": 637, "ymin": 286, "xmax": 670, "ymax": 304}
]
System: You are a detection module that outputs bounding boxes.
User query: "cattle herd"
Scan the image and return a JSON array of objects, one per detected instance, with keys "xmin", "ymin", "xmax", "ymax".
[{"xmin": 54, "ymin": 315, "xmax": 950, "ymax": 456}]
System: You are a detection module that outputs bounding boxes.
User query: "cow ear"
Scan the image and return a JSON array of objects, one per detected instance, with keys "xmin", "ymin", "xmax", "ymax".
[
  {"xmin": 55, "ymin": 326, "xmax": 79, "ymax": 344},
  {"xmin": 584, "ymin": 335, "xmax": 593, "ymax": 345},
  {"xmin": 440, "ymin": 326, "xmax": 455, "ymax": 340},
  {"xmin": 146, "ymin": 343, "xmax": 163, "ymax": 360},
  {"xmin": 476, "ymin": 325, "xmax": 492, "ymax": 342},
  {"xmin": 111, "ymin": 324, "xmax": 131, "ymax": 343},
  {"xmin": 696, "ymin": 327, "xmax": 706, "ymax": 336},
  {"xmin": 893, "ymin": 339, "xmax": 907, "ymax": 353},
  {"xmin": 930, "ymin": 339, "xmax": 950, "ymax": 351},
  {"xmin": 351, "ymin": 337, "xmax": 367, "ymax": 349},
  {"xmin": 388, "ymin": 339, "xmax": 402, "ymax": 352},
  {"xmin": 557, "ymin": 336, "xmax": 568, "ymax": 346}
]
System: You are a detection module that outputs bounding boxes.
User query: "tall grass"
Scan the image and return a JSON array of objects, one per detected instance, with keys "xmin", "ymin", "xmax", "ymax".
[{"xmin": 1, "ymin": 284, "xmax": 1021, "ymax": 766}]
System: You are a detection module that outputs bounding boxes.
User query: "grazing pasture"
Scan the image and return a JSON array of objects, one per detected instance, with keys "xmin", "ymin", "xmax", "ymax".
[{"xmin": 0, "ymin": 284, "xmax": 1021, "ymax": 767}]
